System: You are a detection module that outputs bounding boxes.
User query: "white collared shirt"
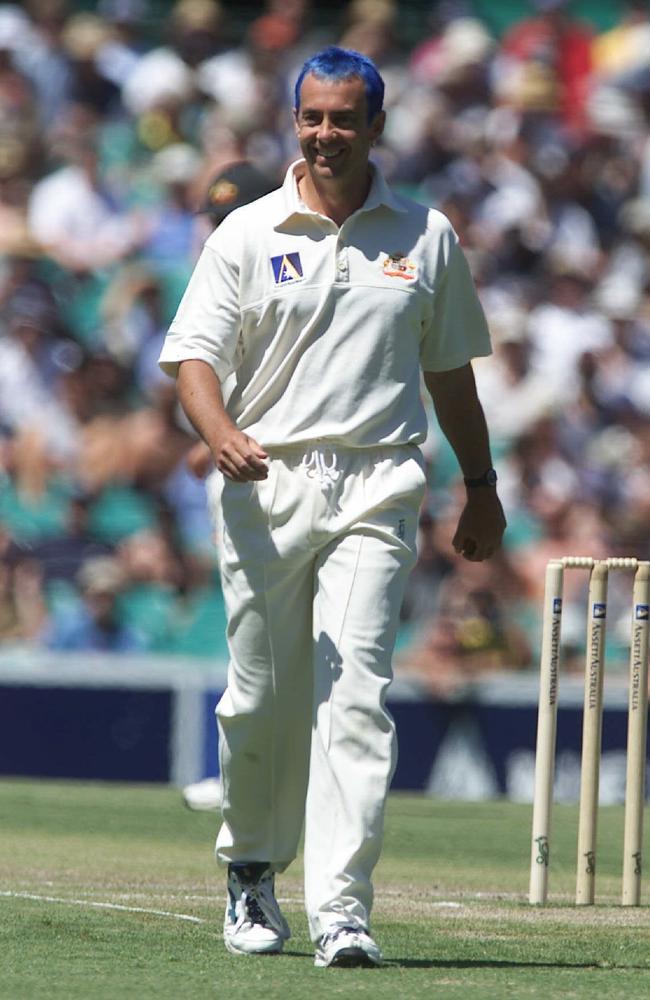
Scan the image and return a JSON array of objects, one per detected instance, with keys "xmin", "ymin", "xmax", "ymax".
[{"xmin": 158, "ymin": 159, "xmax": 491, "ymax": 449}]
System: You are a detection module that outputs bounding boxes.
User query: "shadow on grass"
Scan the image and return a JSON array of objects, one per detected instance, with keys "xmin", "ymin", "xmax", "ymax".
[
  {"xmin": 385, "ymin": 959, "xmax": 648, "ymax": 970},
  {"xmin": 270, "ymin": 952, "xmax": 644, "ymax": 972}
]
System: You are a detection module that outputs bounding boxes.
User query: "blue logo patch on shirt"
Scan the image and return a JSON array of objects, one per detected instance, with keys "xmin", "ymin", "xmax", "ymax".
[
  {"xmin": 271, "ymin": 252, "xmax": 303, "ymax": 284},
  {"xmin": 636, "ymin": 604, "xmax": 649, "ymax": 621},
  {"xmin": 593, "ymin": 603, "xmax": 606, "ymax": 619}
]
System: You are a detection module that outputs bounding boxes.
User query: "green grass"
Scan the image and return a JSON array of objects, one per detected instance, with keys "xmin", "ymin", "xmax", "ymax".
[{"xmin": 1, "ymin": 780, "xmax": 649, "ymax": 999}]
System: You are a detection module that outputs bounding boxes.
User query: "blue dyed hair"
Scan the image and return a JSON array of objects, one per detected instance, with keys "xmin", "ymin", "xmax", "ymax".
[{"xmin": 294, "ymin": 47, "xmax": 385, "ymax": 123}]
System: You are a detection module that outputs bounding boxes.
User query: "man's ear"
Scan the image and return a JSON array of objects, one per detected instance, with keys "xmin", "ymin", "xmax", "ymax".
[
  {"xmin": 293, "ymin": 107, "xmax": 300, "ymax": 137},
  {"xmin": 370, "ymin": 110, "xmax": 386, "ymax": 143}
]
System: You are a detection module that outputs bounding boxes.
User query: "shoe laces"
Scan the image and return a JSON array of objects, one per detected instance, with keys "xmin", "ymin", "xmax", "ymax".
[
  {"xmin": 238, "ymin": 887, "xmax": 269, "ymax": 928},
  {"xmin": 229, "ymin": 866, "xmax": 288, "ymax": 936},
  {"xmin": 321, "ymin": 924, "xmax": 365, "ymax": 947}
]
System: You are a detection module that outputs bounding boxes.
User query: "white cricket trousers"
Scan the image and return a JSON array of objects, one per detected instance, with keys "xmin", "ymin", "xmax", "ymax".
[{"xmin": 209, "ymin": 442, "xmax": 425, "ymax": 941}]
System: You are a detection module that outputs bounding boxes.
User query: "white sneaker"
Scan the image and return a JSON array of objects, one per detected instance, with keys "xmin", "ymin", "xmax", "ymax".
[
  {"xmin": 314, "ymin": 925, "xmax": 383, "ymax": 968},
  {"xmin": 223, "ymin": 863, "xmax": 291, "ymax": 956},
  {"xmin": 182, "ymin": 778, "xmax": 221, "ymax": 811}
]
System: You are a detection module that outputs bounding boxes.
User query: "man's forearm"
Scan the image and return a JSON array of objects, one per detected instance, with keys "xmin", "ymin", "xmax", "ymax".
[
  {"xmin": 424, "ymin": 363, "xmax": 506, "ymax": 561},
  {"xmin": 176, "ymin": 359, "xmax": 235, "ymax": 454},
  {"xmin": 176, "ymin": 359, "xmax": 268, "ymax": 482},
  {"xmin": 423, "ymin": 364, "xmax": 493, "ymax": 479}
]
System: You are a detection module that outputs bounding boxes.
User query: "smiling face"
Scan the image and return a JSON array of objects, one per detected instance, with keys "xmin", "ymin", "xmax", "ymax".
[{"xmin": 294, "ymin": 73, "xmax": 385, "ymax": 188}]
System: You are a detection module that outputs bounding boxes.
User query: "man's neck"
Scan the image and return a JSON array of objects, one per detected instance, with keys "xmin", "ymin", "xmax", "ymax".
[{"xmin": 297, "ymin": 168, "xmax": 372, "ymax": 227}]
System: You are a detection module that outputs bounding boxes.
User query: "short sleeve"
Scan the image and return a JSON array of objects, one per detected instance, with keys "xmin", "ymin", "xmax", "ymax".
[
  {"xmin": 158, "ymin": 232, "xmax": 241, "ymax": 381},
  {"xmin": 419, "ymin": 234, "xmax": 492, "ymax": 372}
]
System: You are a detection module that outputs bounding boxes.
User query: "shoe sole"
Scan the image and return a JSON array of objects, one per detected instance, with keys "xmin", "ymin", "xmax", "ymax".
[
  {"xmin": 224, "ymin": 936, "xmax": 284, "ymax": 956},
  {"xmin": 317, "ymin": 946, "xmax": 382, "ymax": 968}
]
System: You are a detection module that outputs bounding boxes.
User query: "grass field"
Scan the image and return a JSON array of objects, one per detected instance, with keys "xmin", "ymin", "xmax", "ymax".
[{"xmin": 1, "ymin": 780, "xmax": 649, "ymax": 1000}]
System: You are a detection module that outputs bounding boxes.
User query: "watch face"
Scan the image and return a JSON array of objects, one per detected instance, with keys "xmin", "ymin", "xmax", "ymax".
[{"xmin": 486, "ymin": 468, "xmax": 498, "ymax": 486}]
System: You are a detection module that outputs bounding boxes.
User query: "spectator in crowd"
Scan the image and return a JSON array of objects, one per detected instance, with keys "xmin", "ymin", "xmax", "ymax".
[
  {"xmin": 0, "ymin": 528, "xmax": 48, "ymax": 643},
  {"xmin": 27, "ymin": 104, "xmax": 146, "ymax": 273},
  {"xmin": 497, "ymin": 0, "xmax": 594, "ymax": 134},
  {"xmin": 43, "ymin": 554, "xmax": 145, "ymax": 651},
  {"xmin": 399, "ymin": 509, "xmax": 454, "ymax": 628},
  {"xmin": 397, "ymin": 550, "xmax": 532, "ymax": 696},
  {"xmin": 30, "ymin": 490, "xmax": 114, "ymax": 586},
  {"xmin": 0, "ymin": 281, "xmax": 79, "ymax": 475}
]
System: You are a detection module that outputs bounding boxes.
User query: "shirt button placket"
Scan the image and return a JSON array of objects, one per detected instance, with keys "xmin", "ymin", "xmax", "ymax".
[{"xmin": 335, "ymin": 245, "xmax": 349, "ymax": 283}]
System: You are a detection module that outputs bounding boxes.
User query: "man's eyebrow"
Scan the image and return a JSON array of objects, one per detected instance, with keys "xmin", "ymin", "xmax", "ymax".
[{"xmin": 299, "ymin": 105, "xmax": 359, "ymax": 116}]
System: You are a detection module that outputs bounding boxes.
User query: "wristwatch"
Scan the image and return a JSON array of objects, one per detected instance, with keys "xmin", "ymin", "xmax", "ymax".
[{"xmin": 464, "ymin": 467, "xmax": 498, "ymax": 488}]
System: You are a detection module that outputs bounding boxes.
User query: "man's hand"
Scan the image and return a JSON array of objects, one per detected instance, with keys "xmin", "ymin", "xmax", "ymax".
[
  {"xmin": 452, "ymin": 489, "xmax": 506, "ymax": 561},
  {"xmin": 186, "ymin": 432, "xmax": 268, "ymax": 482},
  {"xmin": 211, "ymin": 426, "xmax": 269, "ymax": 482}
]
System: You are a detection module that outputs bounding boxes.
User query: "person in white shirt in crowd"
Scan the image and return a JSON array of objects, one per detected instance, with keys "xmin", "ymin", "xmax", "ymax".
[{"xmin": 27, "ymin": 105, "xmax": 146, "ymax": 273}]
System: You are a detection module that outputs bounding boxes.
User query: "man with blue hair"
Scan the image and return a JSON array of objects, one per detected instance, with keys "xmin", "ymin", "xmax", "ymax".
[{"xmin": 160, "ymin": 45, "xmax": 505, "ymax": 967}]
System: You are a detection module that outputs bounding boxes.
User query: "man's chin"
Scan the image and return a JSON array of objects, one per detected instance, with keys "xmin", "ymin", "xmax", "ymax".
[{"xmin": 308, "ymin": 158, "xmax": 347, "ymax": 180}]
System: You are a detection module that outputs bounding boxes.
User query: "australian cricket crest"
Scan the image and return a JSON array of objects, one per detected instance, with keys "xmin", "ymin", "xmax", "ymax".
[{"xmin": 382, "ymin": 251, "xmax": 417, "ymax": 281}]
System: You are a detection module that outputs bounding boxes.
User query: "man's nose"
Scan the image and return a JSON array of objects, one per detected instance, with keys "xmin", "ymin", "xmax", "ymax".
[{"xmin": 317, "ymin": 117, "xmax": 338, "ymax": 141}]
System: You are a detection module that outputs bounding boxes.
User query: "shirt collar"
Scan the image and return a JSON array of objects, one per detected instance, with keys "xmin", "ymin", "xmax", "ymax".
[{"xmin": 273, "ymin": 158, "xmax": 407, "ymax": 229}]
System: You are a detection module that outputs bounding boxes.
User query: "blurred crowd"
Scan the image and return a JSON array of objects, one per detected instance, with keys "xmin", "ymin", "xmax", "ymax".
[{"xmin": 1, "ymin": 0, "xmax": 649, "ymax": 690}]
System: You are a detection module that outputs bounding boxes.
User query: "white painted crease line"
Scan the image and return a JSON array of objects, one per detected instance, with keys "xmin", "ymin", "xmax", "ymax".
[
  {"xmin": 378, "ymin": 888, "xmax": 523, "ymax": 901},
  {"xmin": 0, "ymin": 890, "xmax": 204, "ymax": 923}
]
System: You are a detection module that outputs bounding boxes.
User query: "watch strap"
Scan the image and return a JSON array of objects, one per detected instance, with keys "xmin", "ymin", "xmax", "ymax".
[{"xmin": 464, "ymin": 467, "xmax": 497, "ymax": 488}]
